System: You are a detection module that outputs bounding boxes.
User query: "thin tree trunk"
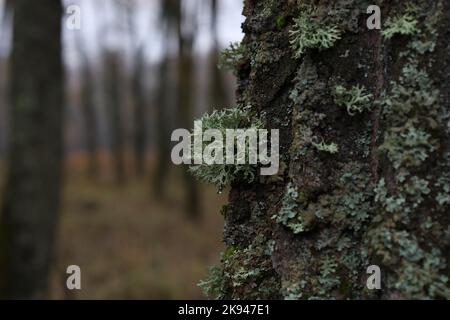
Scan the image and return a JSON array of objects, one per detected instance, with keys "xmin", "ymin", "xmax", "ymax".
[
  {"xmin": 178, "ymin": 51, "xmax": 201, "ymax": 220},
  {"xmin": 132, "ymin": 49, "xmax": 147, "ymax": 177},
  {"xmin": 208, "ymin": 48, "xmax": 229, "ymax": 112},
  {"xmin": 80, "ymin": 58, "xmax": 99, "ymax": 179},
  {"xmin": 0, "ymin": 0, "xmax": 64, "ymax": 299},
  {"xmin": 153, "ymin": 55, "xmax": 171, "ymax": 199},
  {"xmin": 176, "ymin": 16, "xmax": 201, "ymax": 220},
  {"xmin": 208, "ymin": 0, "xmax": 229, "ymax": 111},
  {"xmin": 104, "ymin": 51, "xmax": 126, "ymax": 186}
]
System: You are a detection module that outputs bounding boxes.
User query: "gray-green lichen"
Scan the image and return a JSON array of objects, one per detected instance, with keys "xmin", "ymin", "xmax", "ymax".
[
  {"xmin": 219, "ymin": 42, "xmax": 246, "ymax": 76},
  {"xmin": 289, "ymin": 5, "xmax": 341, "ymax": 59},
  {"xmin": 312, "ymin": 141, "xmax": 339, "ymax": 154},
  {"xmin": 382, "ymin": 12, "xmax": 419, "ymax": 40},
  {"xmin": 188, "ymin": 107, "xmax": 262, "ymax": 192},
  {"xmin": 272, "ymin": 183, "xmax": 307, "ymax": 234},
  {"xmin": 333, "ymin": 85, "xmax": 373, "ymax": 116},
  {"xmin": 198, "ymin": 235, "xmax": 281, "ymax": 300}
]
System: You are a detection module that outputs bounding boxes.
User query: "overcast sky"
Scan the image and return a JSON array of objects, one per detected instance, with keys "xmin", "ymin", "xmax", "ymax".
[
  {"xmin": 62, "ymin": 0, "xmax": 245, "ymax": 69},
  {"xmin": 0, "ymin": 0, "xmax": 245, "ymax": 65}
]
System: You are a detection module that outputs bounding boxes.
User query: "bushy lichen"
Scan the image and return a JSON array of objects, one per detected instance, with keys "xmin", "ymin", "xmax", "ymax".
[
  {"xmin": 198, "ymin": 265, "xmax": 226, "ymax": 299},
  {"xmin": 199, "ymin": 236, "xmax": 280, "ymax": 299},
  {"xmin": 368, "ymin": 228, "xmax": 450, "ymax": 299},
  {"xmin": 188, "ymin": 107, "xmax": 262, "ymax": 192},
  {"xmin": 333, "ymin": 85, "xmax": 373, "ymax": 116},
  {"xmin": 312, "ymin": 141, "xmax": 339, "ymax": 154},
  {"xmin": 219, "ymin": 42, "xmax": 246, "ymax": 75},
  {"xmin": 435, "ymin": 171, "xmax": 450, "ymax": 205},
  {"xmin": 379, "ymin": 64, "xmax": 439, "ymax": 170},
  {"xmin": 368, "ymin": 4, "xmax": 450, "ymax": 298},
  {"xmin": 382, "ymin": 11, "xmax": 419, "ymax": 40},
  {"xmin": 289, "ymin": 6, "xmax": 341, "ymax": 59},
  {"xmin": 272, "ymin": 183, "xmax": 306, "ymax": 234},
  {"xmin": 314, "ymin": 257, "xmax": 340, "ymax": 299}
]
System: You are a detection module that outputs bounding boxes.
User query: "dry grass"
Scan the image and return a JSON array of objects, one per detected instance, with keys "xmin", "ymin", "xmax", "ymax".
[{"xmin": 50, "ymin": 168, "xmax": 227, "ymax": 299}]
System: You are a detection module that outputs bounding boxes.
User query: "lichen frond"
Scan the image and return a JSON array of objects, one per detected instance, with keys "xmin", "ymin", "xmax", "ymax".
[
  {"xmin": 333, "ymin": 85, "xmax": 373, "ymax": 116},
  {"xmin": 312, "ymin": 141, "xmax": 339, "ymax": 154},
  {"xmin": 382, "ymin": 13, "xmax": 419, "ymax": 40},
  {"xmin": 188, "ymin": 107, "xmax": 262, "ymax": 192},
  {"xmin": 289, "ymin": 6, "xmax": 341, "ymax": 59},
  {"xmin": 218, "ymin": 42, "xmax": 246, "ymax": 75}
]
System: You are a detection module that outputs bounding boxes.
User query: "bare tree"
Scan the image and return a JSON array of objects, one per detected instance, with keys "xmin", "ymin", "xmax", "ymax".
[
  {"xmin": 76, "ymin": 35, "xmax": 99, "ymax": 179},
  {"xmin": 103, "ymin": 49, "xmax": 127, "ymax": 186},
  {"xmin": 175, "ymin": 1, "xmax": 201, "ymax": 220},
  {"xmin": 117, "ymin": 0, "xmax": 149, "ymax": 177},
  {"xmin": 0, "ymin": 0, "xmax": 64, "ymax": 299},
  {"xmin": 208, "ymin": 0, "xmax": 229, "ymax": 111}
]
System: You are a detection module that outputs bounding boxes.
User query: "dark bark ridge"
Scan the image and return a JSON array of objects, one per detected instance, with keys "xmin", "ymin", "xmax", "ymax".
[{"xmin": 198, "ymin": 0, "xmax": 450, "ymax": 300}]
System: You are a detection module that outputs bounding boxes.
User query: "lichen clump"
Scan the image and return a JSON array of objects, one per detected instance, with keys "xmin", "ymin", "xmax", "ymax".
[
  {"xmin": 289, "ymin": 6, "xmax": 341, "ymax": 59},
  {"xmin": 272, "ymin": 183, "xmax": 306, "ymax": 234},
  {"xmin": 333, "ymin": 85, "xmax": 373, "ymax": 116},
  {"xmin": 218, "ymin": 42, "xmax": 246, "ymax": 75},
  {"xmin": 312, "ymin": 141, "xmax": 339, "ymax": 154},
  {"xmin": 188, "ymin": 107, "xmax": 262, "ymax": 192},
  {"xmin": 199, "ymin": 236, "xmax": 280, "ymax": 300},
  {"xmin": 382, "ymin": 12, "xmax": 419, "ymax": 39}
]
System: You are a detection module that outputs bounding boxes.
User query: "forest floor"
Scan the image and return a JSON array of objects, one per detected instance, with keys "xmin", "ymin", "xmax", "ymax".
[{"xmin": 32, "ymin": 156, "xmax": 228, "ymax": 299}]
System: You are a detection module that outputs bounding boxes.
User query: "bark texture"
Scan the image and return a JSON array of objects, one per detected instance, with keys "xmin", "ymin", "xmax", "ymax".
[
  {"xmin": 0, "ymin": 0, "xmax": 64, "ymax": 299},
  {"xmin": 202, "ymin": 0, "xmax": 450, "ymax": 299}
]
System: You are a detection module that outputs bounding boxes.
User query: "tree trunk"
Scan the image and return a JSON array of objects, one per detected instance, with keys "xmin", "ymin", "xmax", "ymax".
[
  {"xmin": 153, "ymin": 55, "xmax": 171, "ymax": 199},
  {"xmin": 132, "ymin": 49, "xmax": 147, "ymax": 177},
  {"xmin": 104, "ymin": 51, "xmax": 126, "ymax": 186},
  {"xmin": 80, "ymin": 58, "xmax": 99, "ymax": 179},
  {"xmin": 208, "ymin": 0, "xmax": 450, "ymax": 300},
  {"xmin": 208, "ymin": 0, "xmax": 229, "ymax": 111},
  {"xmin": 0, "ymin": 0, "xmax": 64, "ymax": 299},
  {"xmin": 178, "ymin": 50, "xmax": 201, "ymax": 220},
  {"xmin": 175, "ymin": 1, "xmax": 201, "ymax": 220}
]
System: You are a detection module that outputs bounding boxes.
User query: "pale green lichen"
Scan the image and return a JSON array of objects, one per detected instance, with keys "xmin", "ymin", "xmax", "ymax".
[
  {"xmin": 333, "ymin": 85, "xmax": 373, "ymax": 116},
  {"xmin": 188, "ymin": 107, "xmax": 262, "ymax": 192},
  {"xmin": 272, "ymin": 183, "xmax": 305, "ymax": 234},
  {"xmin": 369, "ymin": 228, "xmax": 450, "ymax": 299},
  {"xmin": 283, "ymin": 281, "xmax": 306, "ymax": 300},
  {"xmin": 380, "ymin": 64, "xmax": 439, "ymax": 170},
  {"xmin": 199, "ymin": 237, "xmax": 279, "ymax": 299},
  {"xmin": 198, "ymin": 265, "xmax": 226, "ymax": 299},
  {"xmin": 312, "ymin": 141, "xmax": 339, "ymax": 154},
  {"xmin": 309, "ymin": 257, "xmax": 340, "ymax": 299},
  {"xmin": 380, "ymin": 126, "xmax": 435, "ymax": 170},
  {"xmin": 219, "ymin": 42, "xmax": 246, "ymax": 75},
  {"xmin": 289, "ymin": 6, "xmax": 341, "ymax": 59},
  {"xmin": 382, "ymin": 12, "xmax": 419, "ymax": 40}
]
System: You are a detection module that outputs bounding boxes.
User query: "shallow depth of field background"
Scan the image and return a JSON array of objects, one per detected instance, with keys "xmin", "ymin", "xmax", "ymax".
[{"xmin": 0, "ymin": 0, "xmax": 244, "ymax": 299}]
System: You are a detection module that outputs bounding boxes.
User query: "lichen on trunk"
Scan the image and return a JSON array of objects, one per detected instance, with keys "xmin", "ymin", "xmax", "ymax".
[{"xmin": 197, "ymin": 0, "xmax": 450, "ymax": 300}]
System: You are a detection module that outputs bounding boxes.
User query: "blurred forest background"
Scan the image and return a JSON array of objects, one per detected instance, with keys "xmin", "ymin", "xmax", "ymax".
[{"xmin": 0, "ymin": 0, "xmax": 243, "ymax": 299}]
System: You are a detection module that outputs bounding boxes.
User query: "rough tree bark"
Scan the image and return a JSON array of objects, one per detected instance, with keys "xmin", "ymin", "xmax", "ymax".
[
  {"xmin": 206, "ymin": 0, "xmax": 450, "ymax": 300},
  {"xmin": 0, "ymin": 0, "xmax": 64, "ymax": 299}
]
